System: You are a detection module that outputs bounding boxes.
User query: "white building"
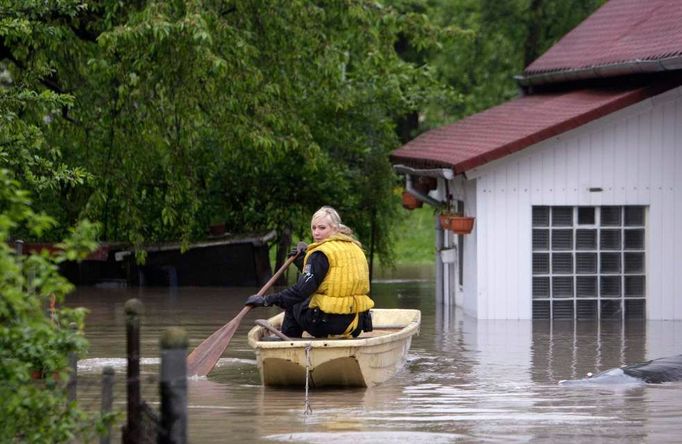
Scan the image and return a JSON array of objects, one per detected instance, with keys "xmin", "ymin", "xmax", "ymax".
[{"xmin": 391, "ymin": 0, "xmax": 682, "ymax": 320}]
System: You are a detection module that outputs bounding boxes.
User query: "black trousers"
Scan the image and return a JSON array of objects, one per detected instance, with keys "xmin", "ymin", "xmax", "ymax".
[{"xmin": 281, "ymin": 299, "xmax": 373, "ymax": 338}]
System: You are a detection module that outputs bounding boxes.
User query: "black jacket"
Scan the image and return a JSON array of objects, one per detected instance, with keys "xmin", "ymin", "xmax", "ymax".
[{"xmin": 265, "ymin": 252, "xmax": 328, "ymax": 309}]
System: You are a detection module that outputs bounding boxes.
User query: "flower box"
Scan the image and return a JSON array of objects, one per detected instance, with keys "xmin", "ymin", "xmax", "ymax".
[
  {"xmin": 401, "ymin": 191, "xmax": 423, "ymax": 210},
  {"xmin": 439, "ymin": 214, "xmax": 475, "ymax": 234}
]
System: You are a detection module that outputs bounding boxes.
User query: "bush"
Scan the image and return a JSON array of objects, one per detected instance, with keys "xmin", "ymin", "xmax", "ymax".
[{"xmin": 0, "ymin": 169, "xmax": 109, "ymax": 443}]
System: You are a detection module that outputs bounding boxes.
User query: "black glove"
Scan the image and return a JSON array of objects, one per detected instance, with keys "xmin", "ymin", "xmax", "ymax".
[
  {"xmin": 245, "ymin": 294, "xmax": 269, "ymax": 307},
  {"xmin": 288, "ymin": 241, "xmax": 308, "ymax": 258},
  {"xmin": 288, "ymin": 241, "xmax": 307, "ymax": 271}
]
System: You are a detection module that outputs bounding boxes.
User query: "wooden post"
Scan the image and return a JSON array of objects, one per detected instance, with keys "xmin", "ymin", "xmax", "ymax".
[
  {"xmin": 100, "ymin": 366, "xmax": 115, "ymax": 444},
  {"xmin": 15, "ymin": 239, "xmax": 23, "ymax": 255},
  {"xmin": 67, "ymin": 322, "xmax": 78, "ymax": 403},
  {"xmin": 159, "ymin": 327, "xmax": 188, "ymax": 444},
  {"xmin": 123, "ymin": 298, "xmax": 143, "ymax": 444}
]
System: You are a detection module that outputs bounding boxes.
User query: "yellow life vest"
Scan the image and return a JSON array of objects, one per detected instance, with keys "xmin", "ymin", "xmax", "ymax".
[{"xmin": 304, "ymin": 233, "xmax": 374, "ymax": 315}]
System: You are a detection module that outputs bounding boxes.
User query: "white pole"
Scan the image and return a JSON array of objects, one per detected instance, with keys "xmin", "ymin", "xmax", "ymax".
[{"xmin": 435, "ymin": 216, "xmax": 444, "ymax": 306}]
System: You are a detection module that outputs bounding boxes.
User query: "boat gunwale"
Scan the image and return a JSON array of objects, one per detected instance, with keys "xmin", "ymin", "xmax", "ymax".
[{"xmin": 247, "ymin": 309, "xmax": 420, "ymax": 350}]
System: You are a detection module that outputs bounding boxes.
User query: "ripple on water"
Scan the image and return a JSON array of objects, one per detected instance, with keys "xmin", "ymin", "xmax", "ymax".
[
  {"xmin": 77, "ymin": 357, "xmax": 256, "ymax": 373},
  {"xmin": 67, "ymin": 282, "xmax": 682, "ymax": 442},
  {"xmin": 266, "ymin": 431, "xmax": 463, "ymax": 443}
]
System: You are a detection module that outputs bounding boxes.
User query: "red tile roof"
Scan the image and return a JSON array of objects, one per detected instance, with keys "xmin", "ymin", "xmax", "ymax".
[
  {"xmin": 391, "ymin": 0, "xmax": 682, "ymax": 174},
  {"xmin": 390, "ymin": 83, "xmax": 673, "ymax": 173},
  {"xmin": 524, "ymin": 0, "xmax": 682, "ymax": 79}
]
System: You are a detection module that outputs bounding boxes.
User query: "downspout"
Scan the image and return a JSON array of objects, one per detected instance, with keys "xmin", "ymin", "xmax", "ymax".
[
  {"xmin": 435, "ymin": 215, "xmax": 444, "ymax": 306},
  {"xmin": 394, "ymin": 164, "xmax": 453, "ymax": 209},
  {"xmin": 405, "ymin": 174, "xmax": 443, "ymax": 208},
  {"xmin": 393, "ymin": 164, "xmax": 455, "ymax": 306}
]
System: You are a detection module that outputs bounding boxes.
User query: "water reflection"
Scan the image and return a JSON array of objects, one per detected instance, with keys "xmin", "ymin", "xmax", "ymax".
[
  {"xmin": 68, "ymin": 269, "xmax": 682, "ymax": 442},
  {"xmin": 532, "ymin": 320, "xmax": 648, "ymax": 383}
]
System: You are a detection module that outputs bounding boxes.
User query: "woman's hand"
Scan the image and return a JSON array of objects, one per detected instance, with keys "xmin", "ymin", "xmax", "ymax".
[{"xmin": 244, "ymin": 294, "xmax": 268, "ymax": 307}]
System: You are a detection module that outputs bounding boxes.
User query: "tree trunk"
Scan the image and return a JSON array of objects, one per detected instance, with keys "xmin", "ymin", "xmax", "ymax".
[{"xmin": 274, "ymin": 227, "xmax": 291, "ymax": 286}]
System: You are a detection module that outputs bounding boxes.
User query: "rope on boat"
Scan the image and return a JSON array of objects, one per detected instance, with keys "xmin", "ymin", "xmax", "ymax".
[{"xmin": 304, "ymin": 343, "xmax": 313, "ymax": 415}]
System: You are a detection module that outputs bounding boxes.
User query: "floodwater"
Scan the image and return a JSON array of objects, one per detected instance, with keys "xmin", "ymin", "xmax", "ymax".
[{"xmin": 68, "ymin": 265, "xmax": 682, "ymax": 443}]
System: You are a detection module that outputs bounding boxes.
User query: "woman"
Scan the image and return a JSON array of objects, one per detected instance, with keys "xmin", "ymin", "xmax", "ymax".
[{"xmin": 244, "ymin": 206, "xmax": 373, "ymax": 338}]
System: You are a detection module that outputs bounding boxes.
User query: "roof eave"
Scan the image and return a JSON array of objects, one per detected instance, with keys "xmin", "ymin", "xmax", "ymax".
[
  {"xmin": 392, "ymin": 163, "xmax": 455, "ymax": 180},
  {"xmin": 516, "ymin": 56, "xmax": 682, "ymax": 87},
  {"xmin": 454, "ymin": 85, "xmax": 661, "ymax": 172},
  {"xmin": 391, "ymin": 81, "xmax": 680, "ymax": 176},
  {"xmin": 389, "ymin": 155, "xmax": 457, "ymax": 173}
]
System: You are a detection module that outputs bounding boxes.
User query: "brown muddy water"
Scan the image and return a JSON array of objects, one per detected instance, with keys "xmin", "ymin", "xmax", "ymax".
[{"xmin": 68, "ymin": 266, "xmax": 682, "ymax": 443}]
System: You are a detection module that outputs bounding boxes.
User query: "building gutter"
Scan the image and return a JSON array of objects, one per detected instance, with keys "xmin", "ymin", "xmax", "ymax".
[
  {"xmin": 516, "ymin": 55, "xmax": 682, "ymax": 87},
  {"xmin": 393, "ymin": 164, "xmax": 453, "ymax": 208}
]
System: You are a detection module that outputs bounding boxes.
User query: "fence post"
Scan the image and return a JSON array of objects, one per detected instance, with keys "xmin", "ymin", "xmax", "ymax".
[
  {"xmin": 159, "ymin": 327, "xmax": 188, "ymax": 444},
  {"xmin": 122, "ymin": 298, "xmax": 143, "ymax": 444},
  {"xmin": 67, "ymin": 322, "xmax": 78, "ymax": 403},
  {"xmin": 100, "ymin": 366, "xmax": 115, "ymax": 444}
]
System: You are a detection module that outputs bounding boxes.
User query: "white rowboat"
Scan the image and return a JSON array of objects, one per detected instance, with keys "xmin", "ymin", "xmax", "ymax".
[{"xmin": 247, "ymin": 308, "xmax": 421, "ymax": 388}]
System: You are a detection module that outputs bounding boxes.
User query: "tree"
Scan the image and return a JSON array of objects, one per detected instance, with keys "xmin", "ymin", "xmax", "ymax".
[
  {"xmin": 0, "ymin": 0, "xmax": 92, "ymax": 242},
  {"xmin": 1, "ymin": 2, "xmax": 111, "ymax": 440},
  {"xmin": 5, "ymin": 1, "xmax": 605, "ymax": 269},
  {"xmin": 387, "ymin": 0, "xmax": 607, "ymax": 127},
  {"xmin": 2, "ymin": 0, "xmax": 460, "ymax": 269}
]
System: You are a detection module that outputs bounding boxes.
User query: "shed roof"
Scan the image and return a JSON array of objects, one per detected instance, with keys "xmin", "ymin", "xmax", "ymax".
[
  {"xmin": 391, "ymin": 0, "xmax": 682, "ymax": 175},
  {"xmin": 390, "ymin": 83, "xmax": 672, "ymax": 174},
  {"xmin": 521, "ymin": 0, "xmax": 682, "ymax": 84}
]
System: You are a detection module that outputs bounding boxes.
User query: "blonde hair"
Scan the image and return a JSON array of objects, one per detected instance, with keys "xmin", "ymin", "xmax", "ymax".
[{"xmin": 311, "ymin": 206, "xmax": 353, "ymax": 235}]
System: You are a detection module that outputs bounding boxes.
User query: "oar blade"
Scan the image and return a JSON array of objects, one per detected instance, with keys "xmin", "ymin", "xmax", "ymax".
[
  {"xmin": 185, "ymin": 253, "xmax": 299, "ymax": 377},
  {"xmin": 186, "ymin": 308, "xmax": 248, "ymax": 376}
]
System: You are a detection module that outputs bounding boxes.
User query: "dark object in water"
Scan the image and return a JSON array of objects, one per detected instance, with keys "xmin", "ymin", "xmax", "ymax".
[
  {"xmin": 621, "ymin": 354, "xmax": 682, "ymax": 383},
  {"xmin": 560, "ymin": 354, "xmax": 682, "ymax": 385},
  {"xmin": 115, "ymin": 230, "xmax": 276, "ymax": 287},
  {"xmin": 15, "ymin": 231, "xmax": 277, "ymax": 287}
]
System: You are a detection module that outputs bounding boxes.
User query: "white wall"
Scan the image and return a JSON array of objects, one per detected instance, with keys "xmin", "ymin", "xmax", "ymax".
[{"xmin": 458, "ymin": 85, "xmax": 682, "ymax": 319}]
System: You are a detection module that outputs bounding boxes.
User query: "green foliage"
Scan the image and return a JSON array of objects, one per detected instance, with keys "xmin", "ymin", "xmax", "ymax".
[
  {"xmin": 0, "ymin": 169, "xmax": 109, "ymax": 443},
  {"xmin": 0, "ymin": 0, "xmax": 93, "ymax": 241},
  {"xmin": 1, "ymin": 2, "xmax": 112, "ymax": 440},
  {"xmin": 1, "ymin": 0, "xmax": 606, "ymax": 265},
  {"xmin": 387, "ymin": 0, "xmax": 607, "ymax": 127},
  {"xmin": 2, "ymin": 0, "xmax": 461, "ymax": 265}
]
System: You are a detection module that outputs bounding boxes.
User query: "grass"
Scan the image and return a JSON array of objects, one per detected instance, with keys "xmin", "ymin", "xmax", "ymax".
[
  {"xmin": 274, "ymin": 205, "xmax": 436, "ymax": 269},
  {"xmin": 389, "ymin": 206, "xmax": 436, "ymax": 265}
]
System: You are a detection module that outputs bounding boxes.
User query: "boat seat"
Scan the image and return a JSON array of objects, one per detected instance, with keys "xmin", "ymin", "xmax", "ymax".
[{"xmin": 260, "ymin": 335, "xmax": 284, "ymax": 342}]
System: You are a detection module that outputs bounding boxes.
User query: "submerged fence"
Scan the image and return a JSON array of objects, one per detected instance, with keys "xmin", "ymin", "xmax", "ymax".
[
  {"xmin": 69, "ymin": 298, "xmax": 188, "ymax": 444},
  {"xmin": 15, "ymin": 239, "xmax": 188, "ymax": 443},
  {"xmin": 122, "ymin": 298, "xmax": 188, "ymax": 444}
]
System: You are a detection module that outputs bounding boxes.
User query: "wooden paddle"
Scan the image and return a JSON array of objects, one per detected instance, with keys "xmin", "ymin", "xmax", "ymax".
[
  {"xmin": 186, "ymin": 251, "xmax": 302, "ymax": 376},
  {"xmin": 254, "ymin": 319, "xmax": 291, "ymax": 341}
]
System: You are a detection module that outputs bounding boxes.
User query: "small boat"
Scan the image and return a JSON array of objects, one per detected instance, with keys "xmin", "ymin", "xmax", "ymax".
[{"xmin": 247, "ymin": 308, "xmax": 421, "ymax": 388}]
